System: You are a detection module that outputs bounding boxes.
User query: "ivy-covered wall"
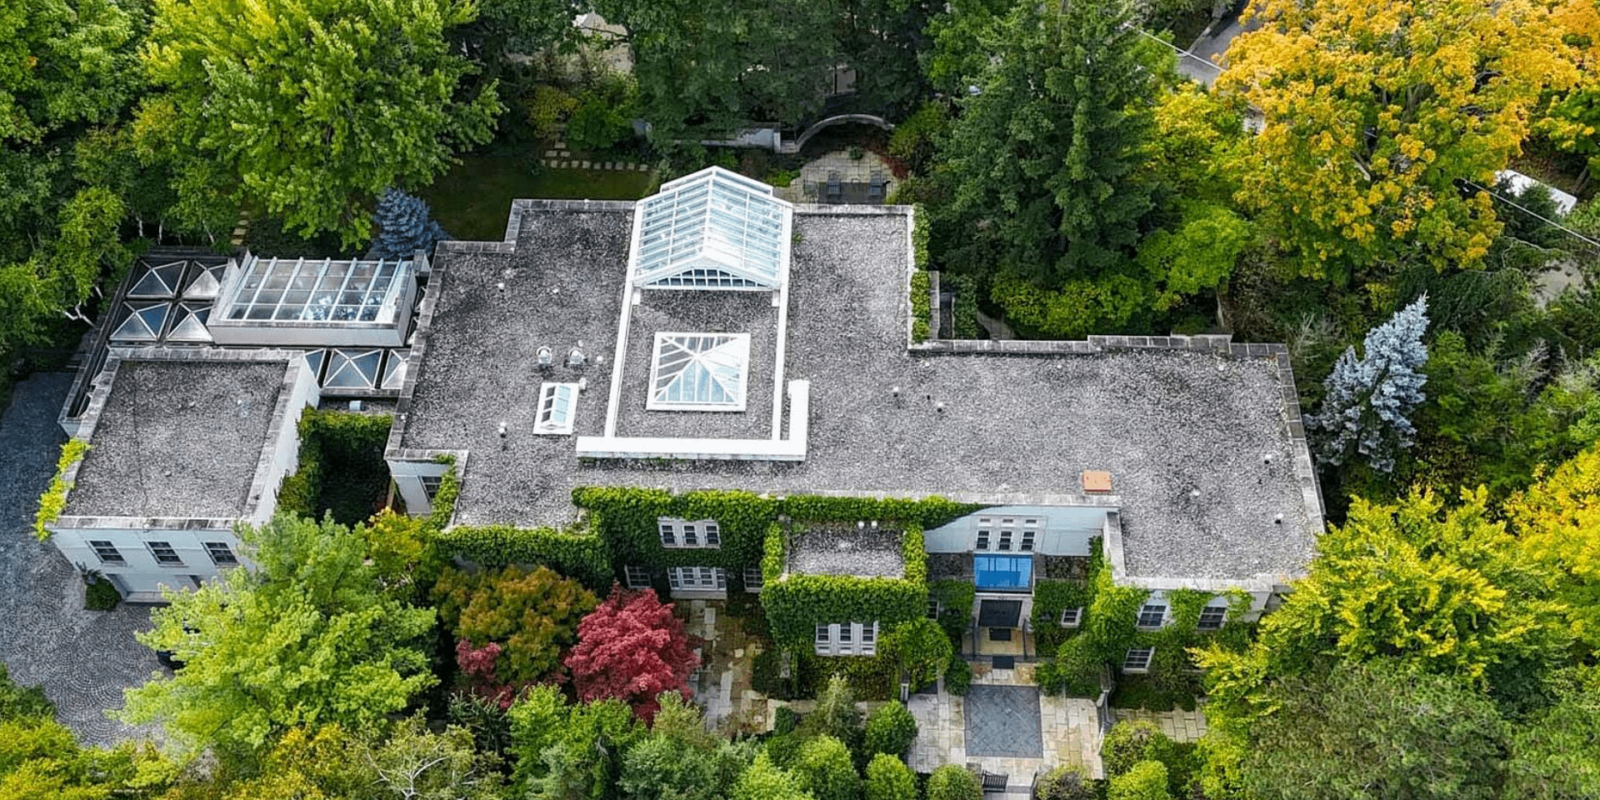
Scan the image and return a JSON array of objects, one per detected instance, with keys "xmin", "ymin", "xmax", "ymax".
[
  {"xmin": 759, "ymin": 521, "xmax": 932, "ymax": 649},
  {"xmin": 278, "ymin": 408, "xmax": 393, "ymax": 525}
]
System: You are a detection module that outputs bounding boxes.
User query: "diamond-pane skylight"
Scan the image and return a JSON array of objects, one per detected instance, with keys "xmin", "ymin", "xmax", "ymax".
[
  {"xmin": 165, "ymin": 303, "xmax": 213, "ymax": 343},
  {"xmin": 648, "ymin": 333, "xmax": 749, "ymax": 411},
  {"xmin": 323, "ymin": 349, "xmax": 382, "ymax": 390},
  {"xmin": 110, "ymin": 302, "xmax": 170, "ymax": 342},
  {"xmin": 128, "ymin": 261, "xmax": 185, "ymax": 299},
  {"xmin": 633, "ymin": 167, "xmax": 790, "ymax": 290}
]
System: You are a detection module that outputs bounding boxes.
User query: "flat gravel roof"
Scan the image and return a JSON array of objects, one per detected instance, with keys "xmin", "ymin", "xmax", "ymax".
[
  {"xmin": 65, "ymin": 359, "xmax": 287, "ymax": 518},
  {"xmin": 396, "ymin": 203, "xmax": 1318, "ymax": 582}
]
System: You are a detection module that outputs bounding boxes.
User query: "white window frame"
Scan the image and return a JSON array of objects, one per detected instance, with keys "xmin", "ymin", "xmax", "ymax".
[
  {"xmin": 1136, "ymin": 603, "xmax": 1168, "ymax": 630},
  {"xmin": 624, "ymin": 565, "xmax": 652, "ymax": 590},
  {"xmin": 1020, "ymin": 519, "xmax": 1038, "ymax": 552},
  {"xmin": 1123, "ymin": 647, "xmax": 1154, "ymax": 673},
  {"xmin": 975, "ymin": 518, "xmax": 992, "ymax": 551},
  {"xmin": 658, "ymin": 517, "xmax": 721, "ymax": 549},
  {"xmin": 666, "ymin": 566, "xmax": 726, "ymax": 592},
  {"xmin": 743, "ymin": 566, "xmax": 764, "ymax": 592},
  {"xmin": 1059, "ymin": 607, "xmax": 1083, "ymax": 629},
  {"xmin": 813, "ymin": 622, "xmax": 879, "ymax": 656},
  {"xmin": 534, "ymin": 382, "xmax": 580, "ymax": 435},
  {"xmin": 646, "ymin": 333, "xmax": 751, "ymax": 411},
  {"xmin": 89, "ymin": 540, "xmax": 126, "ymax": 566},
  {"xmin": 1197, "ymin": 603, "xmax": 1228, "ymax": 631},
  {"xmin": 204, "ymin": 541, "xmax": 238, "ymax": 566},
  {"xmin": 147, "ymin": 541, "xmax": 183, "ymax": 566}
]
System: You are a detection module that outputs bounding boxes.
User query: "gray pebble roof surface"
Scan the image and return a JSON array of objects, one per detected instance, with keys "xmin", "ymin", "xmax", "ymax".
[
  {"xmin": 65, "ymin": 359, "xmax": 287, "ymax": 518},
  {"xmin": 398, "ymin": 205, "xmax": 1318, "ymax": 582},
  {"xmin": 789, "ymin": 527, "xmax": 905, "ymax": 578}
]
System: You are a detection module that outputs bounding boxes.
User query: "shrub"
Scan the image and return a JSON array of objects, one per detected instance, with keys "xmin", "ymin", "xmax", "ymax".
[
  {"xmin": 525, "ymin": 84, "xmax": 577, "ymax": 142},
  {"xmin": 371, "ymin": 188, "xmax": 448, "ymax": 259},
  {"xmin": 944, "ymin": 655, "xmax": 971, "ymax": 696},
  {"xmin": 85, "ymin": 576, "xmax": 120, "ymax": 611},
  {"xmin": 881, "ymin": 618, "xmax": 952, "ymax": 691},
  {"xmin": 1109, "ymin": 760, "xmax": 1172, "ymax": 800},
  {"xmin": 773, "ymin": 704, "xmax": 800, "ymax": 734},
  {"xmin": 793, "ymin": 735, "xmax": 861, "ymax": 800},
  {"xmin": 768, "ymin": 169, "xmax": 800, "ymax": 188},
  {"xmin": 1037, "ymin": 765, "xmax": 1097, "ymax": 800},
  {"xmin": 887, "ymin": 102, "xmax": 948, "ymax": 174},
  {"xmin": 753, "ymin": 647, "xmax": 799, "ymax": 700},
  {"xmin": 0, "ymin": 664, "xmax": 54, "ymax": 720},
  {"xmin": 565, "ymin": 72, "xmax": 637, "ymax": 153},
  {"xmin": 926, "ymin": 764, "xmax": 981, "ymax": 800},
  {"xmin": 929, "ymin": 580, "xmax": 975, "ymax": 643},
  {"xmin": 864, "ymin": 700, "xmax": 918, "ymax": 759},
  {"xmin": 1103, "ymin": 721, "xmax": 1178, "ymax": 778},
  {"xmin": 801, "ymin": 675, "xmax": 863, "ymax": 752},
  {"xmin": 865, "ymin": 752, "xmax": 918, "ymax": 800}
]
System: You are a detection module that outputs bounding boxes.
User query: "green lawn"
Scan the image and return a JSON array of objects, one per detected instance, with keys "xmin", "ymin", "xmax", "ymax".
[{"xmin": 421, "ymin": 154, "xmax": 657, "ymax": 241}]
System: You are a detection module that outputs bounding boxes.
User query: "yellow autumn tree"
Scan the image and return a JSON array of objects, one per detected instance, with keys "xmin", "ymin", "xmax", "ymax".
[
  {"xmin": 1219, "ymin": 0, "xmax": 1577, "ymax": 282},
  {"xmin": 1507, "ymin": 445, "xmax": 1600, "ymax": 654}
]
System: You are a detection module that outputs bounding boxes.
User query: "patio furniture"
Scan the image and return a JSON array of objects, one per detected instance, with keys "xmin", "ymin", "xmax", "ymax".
[
  {"xmin": 826, "ymin": 171, "xmax": 843, "ymax": 202},
  {"xmin": 868, "ymin": 171, "xmax": 885, "ymax": 202}
]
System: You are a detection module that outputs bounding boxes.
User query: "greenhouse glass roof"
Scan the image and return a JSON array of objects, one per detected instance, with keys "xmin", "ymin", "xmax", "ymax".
[
  {"xmin": 647, "ymin": 333, "xmax": 750, "ymax": 411},
  {"xmin": 221, "ymin": 256, "xmax": 408, "ymax": 323},
  {"xmin": 632, "ymin": 167, "xmax": 791, "ymax": 290}
]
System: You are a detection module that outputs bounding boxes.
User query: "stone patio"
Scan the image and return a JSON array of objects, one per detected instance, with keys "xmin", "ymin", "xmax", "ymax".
[
  {"xmin": 680, "ymin": 599, "xmax": 770, "ymax": 735},
  {"xmin": 909, "ymin": 661, "xmax": 1104, "ymax": 796},
  {"xmin": 1114, "ymin": 706, "xmax": 1209, "ymax": 742},
  {"xmin": 0, "ymin": 372, "xmax": 162, "ymax": 747},
  {"xmin": 774, "ymin": 150, "xmax": 898, "ymax": 204}
]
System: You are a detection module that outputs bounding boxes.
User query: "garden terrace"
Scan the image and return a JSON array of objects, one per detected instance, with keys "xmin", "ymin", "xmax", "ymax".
[
  {"xmin": 787, "ymin": 525, "xmax": 906, "ymax": 578},
  {"xmin": 393, "ymin": 196, "xmax": 1321, "ymax": 586}
]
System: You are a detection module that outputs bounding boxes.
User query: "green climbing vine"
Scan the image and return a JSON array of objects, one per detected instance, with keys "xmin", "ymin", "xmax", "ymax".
[{"xmin": 34, "ymin": 439, "xmax": 89, "ymax": 541}]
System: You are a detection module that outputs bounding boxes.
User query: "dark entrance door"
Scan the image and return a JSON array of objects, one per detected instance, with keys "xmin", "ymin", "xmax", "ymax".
[{"xmin": 977, "ymin": 599, "xmax": 1023, "ymax": 628}]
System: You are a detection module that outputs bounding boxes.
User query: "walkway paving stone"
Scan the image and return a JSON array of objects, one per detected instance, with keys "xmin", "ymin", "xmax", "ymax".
[
  {"xmin": 965, "ymin": 684, "xmax": 1043, "ymax": 757},
  {"xmin": 0, "ymin": 372, "xmax": 162, "ymax": 747},
  {"xmin": 1115, "ymin": 707, "xmax": 1209, "ymax": 742}
]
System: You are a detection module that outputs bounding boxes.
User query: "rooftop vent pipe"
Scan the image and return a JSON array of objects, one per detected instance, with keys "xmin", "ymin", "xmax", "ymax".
[
  {"xmin": 537, "ymin": 346, "xmax": 553, "ymax": 368},
  {"xmin": 568, "ymin": 347, "xmax": 586, "ymax": 368}
]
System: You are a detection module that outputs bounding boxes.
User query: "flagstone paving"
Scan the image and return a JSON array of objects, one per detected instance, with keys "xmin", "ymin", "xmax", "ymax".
[
  {"xmin": 1114, "ymin": 706, "xmax": 1209, "ymax": 742},
  {"xmin": 0, "ymin": 372, "xmax": 162, "ymax": 747}
]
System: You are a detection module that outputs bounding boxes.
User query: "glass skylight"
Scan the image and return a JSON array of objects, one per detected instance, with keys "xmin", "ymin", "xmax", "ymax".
[
  {"xmin": 182, "ymin": 262, "xmax": 227, "ymax": 300},
  {"xmin": 648, "ymin": 333, "xmax": 749, "ymax": 411},
  {"xmin": 110, "ymin": 302, "xmax": 170, "ymax": 342},
  {"xmin": 128, "ymin": 261, "xmax": 186, "ymax": 299},
  {"xmin": 535, "ymin": 382, "xmax": 579, "ymax": 434},
  {"xmin": 381, "ymin": 350, "xmax": 409, "ymax": 391},
  {"xmin": 165, "ymin": 303, "xmax": 213, "ymax": 343},
  {"xmin": 323, "ymin": 349, "xmax": 382, "ymax": 390},
  {"xmin": 633, "ymin": 167, "xmax": 791, "ymax": 290},
  {"xmin": 221, "ymin": 256, "xmax": 406, "ymax": 323}
]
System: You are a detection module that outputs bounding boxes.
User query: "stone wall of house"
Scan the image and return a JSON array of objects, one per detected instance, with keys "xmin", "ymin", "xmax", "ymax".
[
  {"xmin": 1040, "ymin": 555, "xmax": 1091, "ymax": 581},
  {"xmin": 929, "ymin": 552, "xmax": 972, "ymax": 581}
]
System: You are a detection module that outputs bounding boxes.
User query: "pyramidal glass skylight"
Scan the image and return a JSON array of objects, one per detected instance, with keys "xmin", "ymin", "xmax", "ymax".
[
  {"xmin": 648, "ymin": 333, "xmax": 750, "ymax": 411},
  {"xmin": 632, "ymin": 167, "xmax": 791, "ymax": 290}
]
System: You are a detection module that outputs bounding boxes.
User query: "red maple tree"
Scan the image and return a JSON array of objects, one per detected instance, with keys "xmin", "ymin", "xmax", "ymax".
[{"xmin": 564, "ymin": 585, "xmax": 700, "ymax": 722}]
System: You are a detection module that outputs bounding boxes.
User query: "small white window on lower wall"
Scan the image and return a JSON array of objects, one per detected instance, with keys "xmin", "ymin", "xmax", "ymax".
[
  {"xmin": 667, "ymin": 566, "xmax": 726, "ymax": 592},
  {"xmin": 1197, "ymin": 603, "xmax": 1228, "ymax": 631},
  {"xmin": 624, "ymin": 565, "xmax": 652, "ymax": 590},
  {"xmin": 1059, "ymin": 607, "xmax": 1083, "ymax": 629},
  {"xmin": 813, "ymin": 622, "xmax": 879, "ymax": 656},
  {"xmin": 1123, "ymin": 647, "xmax": 1154, "ymax": 673}
]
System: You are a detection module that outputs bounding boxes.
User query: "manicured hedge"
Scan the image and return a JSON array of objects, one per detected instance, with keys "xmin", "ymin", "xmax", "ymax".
[
  {"xmin": 762, "ymin": 573, "xmax": 928, "ymax": 649},
  {"xmin": 437, "ymin": 524, "xmax": 612, "ymax": 591}
]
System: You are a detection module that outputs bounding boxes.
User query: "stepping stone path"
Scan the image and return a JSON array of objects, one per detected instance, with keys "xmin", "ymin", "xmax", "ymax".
[{"xmin": 540, "ymin": 141, "xmax": 652, "ymax": 172}]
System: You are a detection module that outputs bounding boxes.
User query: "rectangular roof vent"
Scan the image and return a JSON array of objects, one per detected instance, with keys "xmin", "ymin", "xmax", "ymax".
[{"xmin": 1082, "ymin": 470, "xmax": 1112, "ymax": 493}]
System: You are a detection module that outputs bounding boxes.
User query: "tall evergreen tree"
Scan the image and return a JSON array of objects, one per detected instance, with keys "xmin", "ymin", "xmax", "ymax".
[
  {"xmin": 934, "ymin": 0, "xmax": 1161, "ymax": 336},
  {"xmin": 372, "ymin": 189, "xmax": 450, "ymax": 259},
  {"xmin": 1309, "ymin": 296, "xmax": 1430, "ymax": 472}
]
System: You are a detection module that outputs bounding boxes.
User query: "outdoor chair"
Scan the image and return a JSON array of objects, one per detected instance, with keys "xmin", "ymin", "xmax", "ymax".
[{"xmin": 826, "ymin": 171, "xmax": 843, "ymax": 202}]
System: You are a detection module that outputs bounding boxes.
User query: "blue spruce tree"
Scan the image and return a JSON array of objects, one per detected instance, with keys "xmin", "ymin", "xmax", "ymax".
[
  {"xmin": 371, "ymin": 188, "xmax": 449, "ymax": 259},
  {"xmin": 1308, "ymin": 296, "xmax": 1429, "ymax": 473}
]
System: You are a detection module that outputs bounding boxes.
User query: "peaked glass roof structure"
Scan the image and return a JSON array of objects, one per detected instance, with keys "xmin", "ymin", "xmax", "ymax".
[
  {"xmin": 221, "ymin": 256, "xmax": 408, "ymax": 323},
  {"xmin": 323, "ymin": 349, "xmax": 382, "ymax": 390},
  {"xmin": 110, "ymin": 302, "xmax": 170, "ymax": 342},
  {"xmin": 648, "ymin": 333, "xmax": 749, "ymax": 410},
  {"xmin": 129, "ymin": 261, "xmax": 186, "ymax": 299},
  {"xmin": 632, "ymin": 167, "xmax": 791, "ymax": 290}
]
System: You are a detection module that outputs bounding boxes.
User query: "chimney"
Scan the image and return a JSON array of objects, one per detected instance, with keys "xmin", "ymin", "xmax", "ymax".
[{"xmin": 1082, "ymin": 470, "xmax": 1112, "ymax": 494}]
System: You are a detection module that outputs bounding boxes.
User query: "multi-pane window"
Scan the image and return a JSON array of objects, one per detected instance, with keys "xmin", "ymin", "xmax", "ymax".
[
  {"xmin": 1197, "ymin": 605, "xmax": 1228, "ymax": 631},
  {"xmin": 1123, "ymin": 647, "xmax": 1155, "ymax": 673},
  {"xmin": 420, "ymin": 475, "xmax": 443, "ymax": 502},
  {"xmin": 625, "ymin": 566, "xmax": 652, "ymax": 590},
  {"xmin": 975, "ymin": 518, "xmax": 992, "ymax": 551},
  {"xmin": 89, "ymin": 540, "xmax": 126, "ymax": 565},
  {"xmin": 743, "ymin": 566, "xmax": 764, "ymax": 592},
  {"xmin": 204, "ymin": 542, "xmax": 238, "ymax": 566},
  {"xmin": 814, "ymin": 622, "xmax": 880, "ymax": 656},
  {"xmin": 667, "ymin": 566, "xmax": 726, "ymax": 592},
  {"xmin": 147, "ymin": 541, "xmax": 183, "ymax": 565},
  {"xmin": 1059, "ymin": 607, "xmax": 1083, "ymax": 628},
  {"xmin": 1137, "ymin": 603, "xmax": 1167, "ymax": 629},
  {"xmin": 535, "ymin": 383, "xmax": 579, "ymax": 435},
  {"xmin": 659, "ymin": 518, "xmax": 721, "ymax": 549},
  {"xmin": 928, "ymin": 598, "xmax": 942, "ymax": 619},
  {"xmin": 1020, "ymin": 519, "xmax": 1038, "ymax": 552},
  {"xmin": 997, "ymin": 528, "xmax": 1014, "ymax": 551}
]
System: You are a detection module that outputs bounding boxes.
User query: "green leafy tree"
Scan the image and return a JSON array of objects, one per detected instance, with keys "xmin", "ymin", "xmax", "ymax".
[
  {"xmin": 799, "ymin": 675, "xmax": 863, "ymax": 753},
  {"xmin": 507, "ymin": 687, "xmax": 643, "ymax": 800},
  {"xmin": 435, "ymin": 564, "xmax": 597, "ymax": 686},
  {"xmin": 925, "ymin": 764, "xmax": 981, "ymax": 800},
  {"xmin": 863, "ymin": 753, "xmax": 917, "ymax": 800},
  {"xmin": 118, "ymin": 513, "xmax": 438, "ymax": 760},
  {"xmin": 1101, "ymin": 721, "xmax": 1178, "ymax": 779},
  {"xmin": 792, "ymin": 736, "xmax": 860, "ymax": 800},
  {"xmin": 863, "ymin": 700, "xmax": 917, "ymax": 760},
  {"xmin": 880, "ymin": 618, "xmax": 952, "ymax": 691},
  {"xmin": 1108, "ymin": 761, "xmax": 1171, "ymax": 800},
  {"xmin": 730, "ymin": 753, "xmax": 814, "ymax": 800},
  {"xmin": 935, "ymin": 0, "xmax": 1162, "ymax": 336},
  {"xmin": 138, "ymin": 0, "xmax": 501, "ymax": 246},
  {"xmin": 1508, "ymin": 446, "xmax": 1600, "ymax": 655},
  {"xmin": 1240, "ymin": 661, "xmax": 1507, "ymax": 800},
  {"xmin": 1035, "ymin": 765, "xmax": 1097, "ymax": 800},
  {"xmin": 1198, "ymin": 489, "xmax": 1570, "ymax": 719}
]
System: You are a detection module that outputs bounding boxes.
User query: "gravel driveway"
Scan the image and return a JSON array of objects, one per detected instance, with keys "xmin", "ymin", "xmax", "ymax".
[{"xmin": 0, "ymin": 372, "xmax": 162, "ymax": 746}]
